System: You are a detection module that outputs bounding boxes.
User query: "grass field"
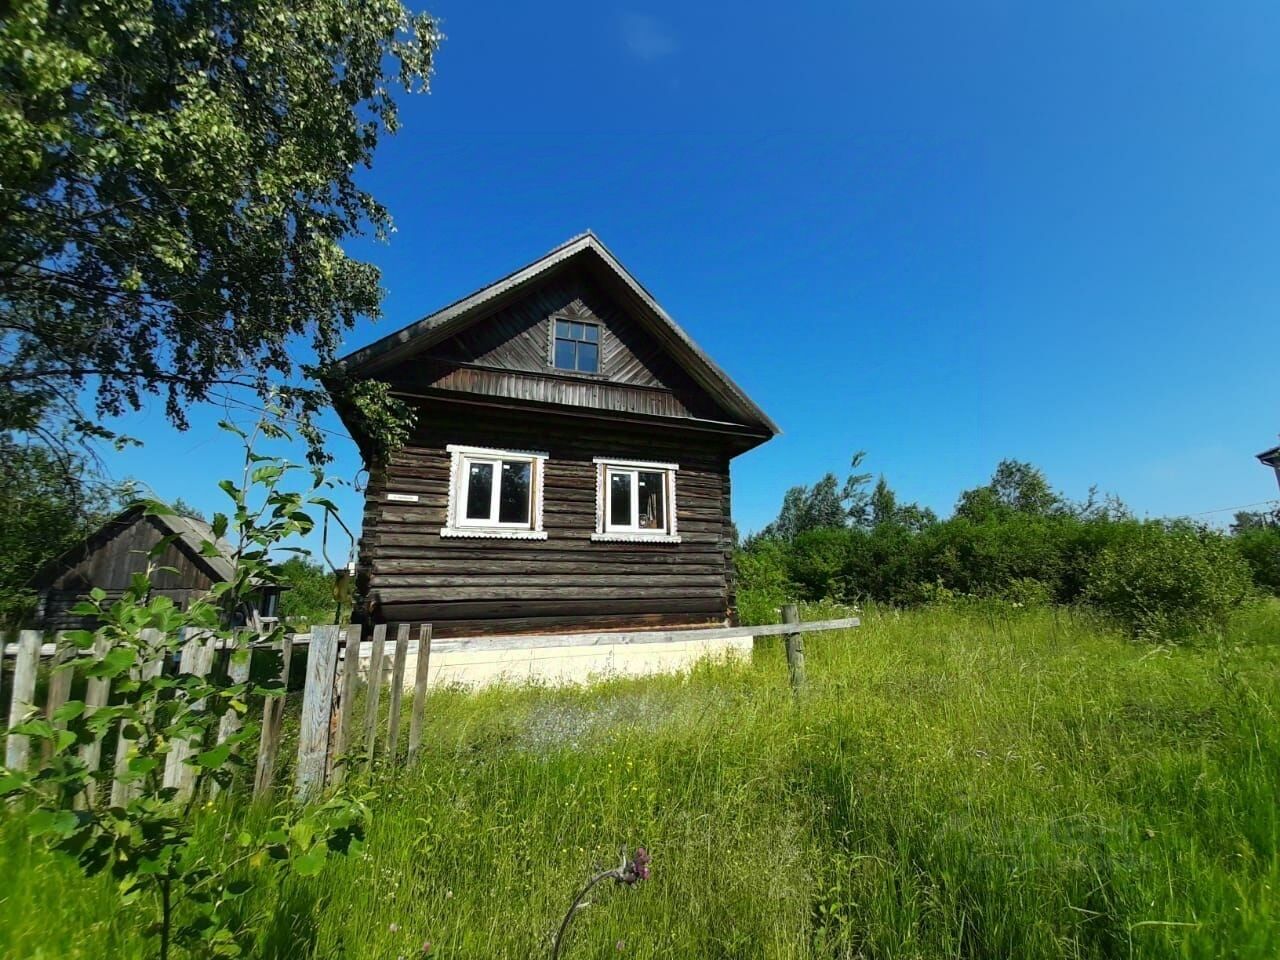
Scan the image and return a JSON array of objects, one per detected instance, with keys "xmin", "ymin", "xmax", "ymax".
[{"xmin": 2, "ymin": 603, "xmax": 1278, "ymax": 959}]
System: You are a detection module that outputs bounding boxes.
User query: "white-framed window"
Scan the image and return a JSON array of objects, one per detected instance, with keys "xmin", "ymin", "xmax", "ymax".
[
  {"xmin": 591, "ymin": 458, "xmax": 680, "ymax": 543},
  {"xmin": 442, "ymin": 444, "xmax": 548, "ymax": 539}
]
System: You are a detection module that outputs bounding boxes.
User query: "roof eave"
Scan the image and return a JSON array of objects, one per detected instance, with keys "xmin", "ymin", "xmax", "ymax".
[{"xmin": 329, "ymin": 233, "xmax": 780, "ymax": 438}]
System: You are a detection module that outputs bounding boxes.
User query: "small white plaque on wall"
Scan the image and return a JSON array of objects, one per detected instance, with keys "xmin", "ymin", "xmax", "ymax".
[{"xmin": 386, "ymin": 493, "xmax": 420, "ymax": 503}]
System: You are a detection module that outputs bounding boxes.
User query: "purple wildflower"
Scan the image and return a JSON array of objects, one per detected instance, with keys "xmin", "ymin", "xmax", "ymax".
[{"xmin": 620, "ymin": 847, "xmax": 651, "ymax": 885}]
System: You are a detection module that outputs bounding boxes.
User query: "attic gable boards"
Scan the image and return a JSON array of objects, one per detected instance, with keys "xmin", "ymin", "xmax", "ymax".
[{"xmin": 373, "ymin": 263, "xmax": 738, "ymax": 424}]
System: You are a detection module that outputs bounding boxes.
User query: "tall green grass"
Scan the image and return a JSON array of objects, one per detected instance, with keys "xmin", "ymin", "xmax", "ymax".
[{"xmin": 2, "ymin": 604, "xmax": 1278, "ymax": 958}]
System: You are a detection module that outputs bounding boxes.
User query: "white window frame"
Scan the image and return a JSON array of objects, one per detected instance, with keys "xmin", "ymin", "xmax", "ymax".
[
  {"xmin": 441, "ymin": 444, "xmax": 548, "ymax": 540},
  {"xmin": 591, "ymin": 457, "xmax": 680, "ymax": 543}
]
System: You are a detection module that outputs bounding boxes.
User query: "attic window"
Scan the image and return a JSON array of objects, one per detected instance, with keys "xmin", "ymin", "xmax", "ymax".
[{"xmin": 553, "ymin": 319, "xmax": 600, "ymax": 374}]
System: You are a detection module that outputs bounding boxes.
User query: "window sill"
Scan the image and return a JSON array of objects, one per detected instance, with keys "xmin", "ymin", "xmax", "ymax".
[
  {"xmin": 440, "ymin": 527, "xmax": 548, "ymax": 540},
  {"xmin": 590, "ymin": 532, "xmax": 682, "ymax": 544}
]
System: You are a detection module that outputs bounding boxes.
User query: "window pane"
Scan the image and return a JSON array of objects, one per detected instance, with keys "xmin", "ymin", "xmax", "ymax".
[
  {"xmin": 638, "ymin": 472, "xmax": 666, "ymax": 529},
  {"xmin": 498, "ymin": 461, "xmax": 531, "ymax": 524},
  {"xmin": 609, "ymin": 472, "xmax": 632, "ymax": 527},
  {"xmin": 554, "ymin": 339, "xmax": 576, "ymax": 370},
  {"xmin": 555, "ymin": 320, "xmax": 571, "ymax": 339},
  {"xmin": 571, "ymin": 322, "xmax": 584, "ymax": 340},
  {"xmin": 582, "ymin": 323, "xmax": 599, "ymax": 343},
  {"xmin": 465, "ymin": 462, "xmax": 493, "ymax": 520},
  {"xmin": 576, "ymin": 341, "xmax": 599, "ymax": 373}
]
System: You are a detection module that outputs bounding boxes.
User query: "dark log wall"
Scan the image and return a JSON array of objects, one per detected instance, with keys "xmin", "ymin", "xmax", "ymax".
[
  {"xmin": 41, "ymin": 515, "xmax": 218, "ymax": 631},
  {"xmin": 379, "ymin": 268, "xmax": 731, "ymax": 423},
  {"xmin": 358, "ymin": 404, "xmax": 736, "ymax": 637}
]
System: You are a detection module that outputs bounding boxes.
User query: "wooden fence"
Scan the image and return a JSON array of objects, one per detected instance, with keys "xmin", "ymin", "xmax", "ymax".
[
  {"xmin": 1, "ymin": 623, "xmax": 436, "ymax": 803},
  {"xmin": 3, "ymin": 615, "xmax": 859, "ymax": 803}
]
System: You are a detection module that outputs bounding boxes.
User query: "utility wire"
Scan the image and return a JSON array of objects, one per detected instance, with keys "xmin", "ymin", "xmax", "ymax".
[{"xmin": 1184, "ymin": 498, "xmax": 1280, "ymax": 518}]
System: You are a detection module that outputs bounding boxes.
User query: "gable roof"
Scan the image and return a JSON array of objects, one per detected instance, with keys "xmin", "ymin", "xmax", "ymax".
[
  {"xmin": 1259, "ymin": 444, "xmax": 1280, "ymax": 468},
  {"xmin": 31, "ymin": 503, "xmax": 239, "ymax": 589},
  {"xmin": 333, "ymin": 232, "xmax": 780, "ymax": 436}
]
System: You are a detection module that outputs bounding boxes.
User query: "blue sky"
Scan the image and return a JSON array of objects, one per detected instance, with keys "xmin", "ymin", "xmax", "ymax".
[{"xmin": 105, "ymin": 1, "xmax": 1280, "ymax": 556}]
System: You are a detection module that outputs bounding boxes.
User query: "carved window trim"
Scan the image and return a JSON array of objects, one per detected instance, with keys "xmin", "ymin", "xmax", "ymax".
[
  {"xmin": 591, "ymin": 457, "xmax": 681, "ymax": 543},
  {"xmin": 441, "ymin": 444, "xmax": 549, "ymax": 540}
]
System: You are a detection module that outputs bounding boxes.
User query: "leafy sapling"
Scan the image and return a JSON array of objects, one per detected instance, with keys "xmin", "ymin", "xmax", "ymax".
[{"xmin": 0, "ymin": 413, "xmax": 368, "ymax": 960}]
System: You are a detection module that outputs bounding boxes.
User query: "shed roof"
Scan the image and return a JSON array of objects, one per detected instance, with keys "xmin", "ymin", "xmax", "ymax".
[
  {"xmin": 333, "ymin": 232, "xmax": 780, "ymax": 437},
  {"xmin": 30, "ymin": 503, "xmax": 239, "ymax": 589}
]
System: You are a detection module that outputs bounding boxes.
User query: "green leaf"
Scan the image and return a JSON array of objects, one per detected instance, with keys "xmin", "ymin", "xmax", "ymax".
[
  {"xmin": 291, "ymin": 846, "xmax": 328, "ymax": 877},
  {"xmin": 195, "ymin": 744, "xmax": 232, "ymax": 769},
  {"xmin": 84, "ymin": 647, "xmax": 135, "ymax": 678},
  {"xmin": 52, "ymin": 700, "xmax": 85, "ymax": 722},
  {"xmin": 28, "ymin": 809, "xmax": 80, "ymax": 838}
]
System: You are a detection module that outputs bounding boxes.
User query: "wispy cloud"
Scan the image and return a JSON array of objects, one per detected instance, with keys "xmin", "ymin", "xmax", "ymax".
[{"xmin": 620, "ymin": 13, "xmax": 677, "ymax": 62}]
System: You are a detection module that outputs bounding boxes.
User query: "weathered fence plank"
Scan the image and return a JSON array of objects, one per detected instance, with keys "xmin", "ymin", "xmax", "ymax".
[
  {"xmin": 253, "ymin": 634, "xmax": 293, "ymax": 798},
  {"xmin": 295, "ymin": 624, "xmax": 341, "ymax": 800},
  {"xmin": 363, "ymin": 624, "xmax": 387, "ymax": 763},
  {"xmin": 407, "ymin": 623, "xmax": 433, "ymax": 762},
  {"xmin": 385, "ymin": 624, "xmax": 410, "ymax": 764},
  {"xmin": 4, "ymin": 630, "xmax": 41, "ymax": 770},
  {"xmin": 330, "ymin": 625, "xmax": 361, "ymax": 785},
  {"xmin": 111, "ymin": 628, "xmax": 165, "ymax": 806},
  {"xmin": 164, "ymin": 630, "xmax": 217, "ymax": 801},
  {"xmin": 43, "ymin": 632, "xmax": 74, "ymax": 725},
  {"xmin": 77, "ymin": 636, "xmax": 113, "ymax": 807},
  {"xmin": 208, "ymin": 633, "xmax": 254, "ymax": 798}
]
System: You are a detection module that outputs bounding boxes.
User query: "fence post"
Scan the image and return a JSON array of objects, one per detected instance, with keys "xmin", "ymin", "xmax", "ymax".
[
  {"xmin": 782, "ymin": 604, "xmax": 806, "ymax": 691},
  {"xmin": 295, "ymin": 624, "xmax": 341, "ymax": 801},
  {"xmin": 407, "ymin": 624, "xmax": 433, "ymax": 762},
  {"xmin": 4, "ymin": 630, "xmax": 42, "ymax": 770},
  {"xmin": 363, "ymin": 624, "xmax": 387, "ymax": 763},
  {"xmin": 253, "ymin": 634, "xmax": 293, "ymax": 799},
  {"xmin": 329, "ymin": 625, "xmax": 362, "ymax": 785}
]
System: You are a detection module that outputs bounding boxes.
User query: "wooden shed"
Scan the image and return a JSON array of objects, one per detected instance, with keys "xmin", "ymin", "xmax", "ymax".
[
  {"xmin": 30, "ymin": 505, "xmax": 280, "ymax": 631},
  {"xmin": 332, "ymin": 232, "xmax": 779, "ymax": 641}
]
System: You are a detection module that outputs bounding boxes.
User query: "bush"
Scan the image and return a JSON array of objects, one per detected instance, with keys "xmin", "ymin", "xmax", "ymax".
[
  {"xmin": 734, "ymin": 539, "xmax": 793, "ymax": 625},
  {"xmin": 1084, "ymin": 523, "xmax": 1254, "ymax": 640},
  {"xmin": 1235, "ymin": 527, "xmax": 1280, "ymax": 596}
]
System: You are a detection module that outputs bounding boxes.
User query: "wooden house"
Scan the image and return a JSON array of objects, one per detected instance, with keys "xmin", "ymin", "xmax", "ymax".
[
  {"xmin": 30, "ymin": 504, "xmax": 281, "ymax": 631},
  {"xmin": 332, "ymin": 233, "xmax": 779, "ymax": 642},
  {"xmin": 1258, "ymin": 441, "xmax": 1280, "ymax": 494}
]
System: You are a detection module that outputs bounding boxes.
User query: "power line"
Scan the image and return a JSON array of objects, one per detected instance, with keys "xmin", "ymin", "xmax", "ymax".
[
  {"xmin": 203, "ymin": 389, "xmax": 356, "ymax": 444},
  {"xmin": 1184, "ymin": 498, "xmax": 1280, "ymax": 518}
]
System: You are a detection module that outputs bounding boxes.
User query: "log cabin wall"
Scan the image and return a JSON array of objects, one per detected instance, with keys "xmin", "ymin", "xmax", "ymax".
[{"xmin": 358, "ymin": 403, "xmax": 737, "ymax": 637}]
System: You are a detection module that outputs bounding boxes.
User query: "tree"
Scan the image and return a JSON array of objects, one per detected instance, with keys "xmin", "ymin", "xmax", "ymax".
[
  {"xmin": 278, "ymin": 556, "xmax": 339, "ymax": 627},
  {"xmin": 1231, "ymin": 509, "xmax": 1279, "ymax": 534},
  {"xmin": 1, "ymin": 0, "xmax": 441, "ymax": 461},
  {"xmin": 168, "ymin": 498, "xmax": 206, "ymax": 523},
  {"xmin": 760, "ymin": 452, "xmax": 873, "ymax": 540},
  {"xmin": 0, "ymin": 438, "xmax": 118, "ymax": 623},
  {"xmin": 868, "ymin": 475, "xmax": 937, "ymax": 532},
  {"xmin": 956, "ymin": 460, "xmax": 1062, "ymax": 521}
]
